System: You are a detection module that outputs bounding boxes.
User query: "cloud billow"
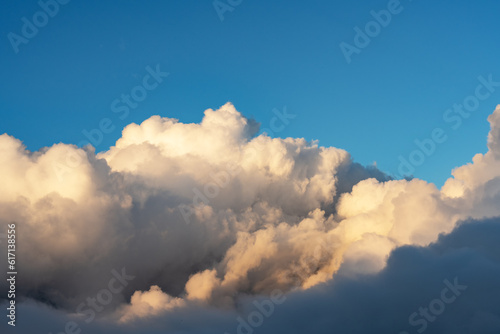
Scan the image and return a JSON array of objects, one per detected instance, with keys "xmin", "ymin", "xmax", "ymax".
[{"xmin": 1, "ymin": 103, "xmax": 500, "ymax": 334}]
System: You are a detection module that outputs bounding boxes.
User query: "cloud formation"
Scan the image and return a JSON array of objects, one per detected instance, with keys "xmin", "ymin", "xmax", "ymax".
[{"xmin": 1, "ymin": 103, "xmax": 500, "ymax": 334}]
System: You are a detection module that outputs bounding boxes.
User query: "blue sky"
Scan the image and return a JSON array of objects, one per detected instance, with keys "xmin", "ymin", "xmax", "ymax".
[{"xmin": 1, "ymin": 0, "xmax": 499, "ymax": 186}]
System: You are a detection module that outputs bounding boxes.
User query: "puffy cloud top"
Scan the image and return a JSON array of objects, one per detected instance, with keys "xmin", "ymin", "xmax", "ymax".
[{"xmin": 2, "ymin": 103, "xmax": 500, "ymax": 334}]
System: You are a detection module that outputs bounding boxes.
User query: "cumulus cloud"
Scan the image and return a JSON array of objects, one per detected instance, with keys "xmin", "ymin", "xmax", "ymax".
[
  {"xmin": 5, "ymin": 217, "xmax": 500, "ymax": 334},
  {"xmin": 1, "ymin": 103, "xmax": 500, "ymax": 334},
  {"xmin": 117, "ymin": 285, "xmax": 185, "ymax": 323}
]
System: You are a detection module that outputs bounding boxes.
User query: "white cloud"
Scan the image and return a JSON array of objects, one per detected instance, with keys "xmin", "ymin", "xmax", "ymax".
[
  {"xmin": 117, "ymin": 285, "xmax": 185, "ymax": 323},
  {"xmin": 1, "ymin": 103, "xmax": 500, "ymax": 333}
]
